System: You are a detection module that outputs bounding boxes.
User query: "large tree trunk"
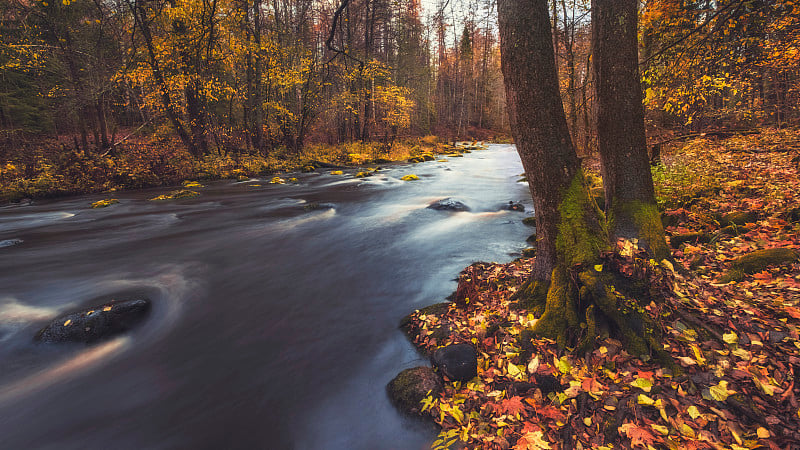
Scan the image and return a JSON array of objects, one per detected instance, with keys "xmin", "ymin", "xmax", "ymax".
[
  {"xmin": 498, "ymin": 0, "xmax": 669, "ymax": 356},
  {"xmin": 593, "ymin": 0, "xmax": 669, "ymax": 260},
  {"xmin": 498, "ymin": 0, "xmax": 599, "ymax": 284}
]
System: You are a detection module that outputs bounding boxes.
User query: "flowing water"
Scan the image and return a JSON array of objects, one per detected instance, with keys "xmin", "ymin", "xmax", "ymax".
[{"xmin": 0, "ymin": 144, "xmax": 532, "ymax": 449}]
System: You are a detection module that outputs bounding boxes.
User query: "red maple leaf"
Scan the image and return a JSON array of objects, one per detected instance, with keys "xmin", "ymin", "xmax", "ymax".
[
  {"xmin": 500, "ymin": 396, "xmax": 527, "ymax": 416},
  {"xmin": 535, "ymin": 405, "xmax": 566, "ymax": 422},
  {"xmin": 619, "ymin": 423, "xmax": 658, "ymax": 447}
]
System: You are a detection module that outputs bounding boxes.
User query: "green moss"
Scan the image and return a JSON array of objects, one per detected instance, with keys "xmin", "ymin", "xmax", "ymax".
[
  {"xmin": 532, "ymin": 268, "xmax": 579, "ymax": 346},
  {"xmin": 669, "ymin": 232, "xmax": 711, "ymax": 248},
  {"xmin": 387, "ymin": 367, "xmax": 443, "ymax": 415},
  {"xmin": 510, "ymin": 279, "xmax": 549, "ymax": 313},
  {"xmin": 150, "ymin": 189, "xmax": 199, "ymax": 201},
  {"xmin": 719, "ymin": 248, "xmax": 800, "ymax": 283},
  {"xmin": 613, "ymin": 200, "xmax": 670, "ymax": 261},
  {"xmin": 719, "ymin": 211, "xmax": 758, "ymax": 226},
  {"xmin": 718, "ymin": 224, "xmax": 750, "ymax": 237},
  {"xmin": 555, "ymin": 175, "xmax": 607, "ymax": 267}
]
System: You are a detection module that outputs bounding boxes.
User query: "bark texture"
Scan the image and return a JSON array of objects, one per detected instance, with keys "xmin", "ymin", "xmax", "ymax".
[
  {"xmin": 498, "ymin": 0, "xmax": 585, "ymax": 282},
  {"xmin": 593, "ymin": 0, "xmax": 669, "ymax": 260}
]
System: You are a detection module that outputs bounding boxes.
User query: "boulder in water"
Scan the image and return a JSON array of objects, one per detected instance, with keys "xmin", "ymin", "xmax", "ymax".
[
  {"xmin": 431, "ymin": 343, "xmax": 478, "ymax": 382},
  {"xmin": 504, "ymin": 201, "xmax": 525, "ymax": 212},
  {"xmin": 428, "ymin": 198, "xmax": 470, "ymax": 212},
  {"xmin": 35, "ymin": 298, "xmax": 151, "ymax": 344},
  {"xmin": 387, "ymin": 366, "xmax": 443, "ymax": 415}
]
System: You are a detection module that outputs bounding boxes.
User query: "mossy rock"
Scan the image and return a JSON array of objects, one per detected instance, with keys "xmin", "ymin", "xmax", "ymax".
[
  {"xmin": 150, "ymin": 189, "xmax": 199, "ymax": 201},
  {"xmin": 718, "ymin": 224, "xmax": 751, "ymax": 237},
  {"xmin": 718, "ymin": 247, "xmax": 800, "ymax": 283},
  {"xmin": 237, "ymin": 175, "xmax": 250, "ymax": 182},
  {"xmin": 522, "ymin": 248, "xmax": 536, "ymax": 258},
  {"xmin": 401, "ymin": 174, "xmax": 419, "ymax": 181},
  {"xmin": 91, "ymin": 199, "xmax": 119, "ymax": 208},
  {"xmin": 420, "ymin": 153, "xmax": 435, "ymax": 161},
  {"xmin": 387, "ymin": 367, "xmax": 443, "ymax": 416},
  {"xmin": 719, "ymin": 211, "xmax": 758, "ymax": 226},
  {"xmin": 269, "ymin": 176, "xmax": 285, "ymax": 184},
  {"xmin": 408, "ymin": 156, "xmax": 425, "ymax": 163},
  {"xmin": 182, "ymin": 180, "xmax": 204, "ymax": 188},
  {"xmin": 669, "ymin": 232, "xmax": 711, "ymax": 248},
  {"xmin": 522, "ymin": 216, "xmax": 536, "ymax": 227},
  {"xmin": 329, "ymin": 170, "xmax": 344, "ymax": 175},
  {"xmin": 302, "ymin": 165, "xmax": 316, "ymax": 173},
  {"xmin": 526, "ymin": 233, "xmax": 537, "ymax": 244},
  {"xmin": 354, "ymin": 171, "xmax": 373, "ymax": 178}
]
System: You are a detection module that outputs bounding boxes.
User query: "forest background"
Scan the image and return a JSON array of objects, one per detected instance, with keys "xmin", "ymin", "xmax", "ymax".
[{"xmin": 0, "ymin": 0, "xmax": 798, "ymax": 201}]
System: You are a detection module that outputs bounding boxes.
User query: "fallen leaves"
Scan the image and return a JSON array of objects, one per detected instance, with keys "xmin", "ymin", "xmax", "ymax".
[{"xmin": 405, "ymin": 129, "xmax": 800, "ymax": 449}]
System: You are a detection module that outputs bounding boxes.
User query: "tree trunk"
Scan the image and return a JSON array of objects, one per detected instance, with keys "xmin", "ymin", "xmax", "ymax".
[
  {"xmin": 593, "ymin": 0, "xmax": 669, "ymax": 260},
  {"xmin": 499, "ymin": 0, "xmax": 669, "ymax": 357},
  {"xmin": 498, "ymin": 0, "xmax": 596, "ymax": 283}
]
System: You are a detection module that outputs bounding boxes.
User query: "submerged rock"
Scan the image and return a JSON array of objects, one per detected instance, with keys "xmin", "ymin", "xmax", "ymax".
[
  {"xmin": 428, "ymin": 198, "xmax": 470, "ymax": 212},
  {"xmin": 431, "ymin": 343, "xmax": 478, "ymax": 382},
  {"xmin": 0, "ymin": 238, "xmax": 23, "ymax": 249},
  {"xmin": 387, "ymin": 366, "xmax": 443, "ymax": 416},
  {"xmin": 35, "ymin": 298, "xmax": 151, "ymax": 344},
  {"xmin": 504, "ymin": 201, "xmax": 525, "ymax": 212}
]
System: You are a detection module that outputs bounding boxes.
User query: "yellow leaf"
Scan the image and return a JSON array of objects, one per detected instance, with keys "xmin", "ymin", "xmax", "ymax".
[
  {"xmin": 679, "ymin": 423, "xmax": 696, "ymax": 438},
  {"xmin": 631, "ymin": 377, "xmax": 653, "ymax": 392},
  {"xmin": 757, "ymin": 427, "xmax": 770, "ymax": 439},
  {"xmin": 710, "ymin": 380, "xmax": 732, "ymax": 402},
  {"xmin": 687, "ymin": 405, "xmax": 701, "ymax": 419},
  {"xmin": 650, "ymin": 423, "xmax": 669, "ymax": 435},
  {"xmin": 723, "ymin": 332, "xmax": 738, "ymax": 345},
  {"xmin": 583, "ymin": 417, "xmax": 592, "ymax": 427},
  {"xmin": 637, "ymin": 394, "xmax": 656, "ymax": 406},
  {"xmin": 63, "ymin": 319, "xmax": 72, "ymax": 326},
  {"xmin": 594, "ymin": 264, "xmax": 603, "ymax": 272},
  {"xmin": 103, "ymin": 306, "xmax": 112, "ymax": 312},
  {"xmin": 690, "ymin": 344, "xmax": 706, "ymax": 366}
]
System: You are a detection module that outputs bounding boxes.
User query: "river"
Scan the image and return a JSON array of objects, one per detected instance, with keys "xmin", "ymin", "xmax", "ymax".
[{"xmin": 0, "ymin": 144, "xmax": 532, "ymax": 449}]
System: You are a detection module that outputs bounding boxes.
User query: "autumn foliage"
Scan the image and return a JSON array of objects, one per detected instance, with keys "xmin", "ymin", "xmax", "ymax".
[{"xmin": 404, "ymin": 129, "xmax": 800, "ymax": 449}]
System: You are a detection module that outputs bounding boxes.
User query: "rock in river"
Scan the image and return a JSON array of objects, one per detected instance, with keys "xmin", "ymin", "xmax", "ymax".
[
  {"xmin": 431, "ymin": 343, "xmax": 478, "ymax": 382},
  {"xmin": 387, "ymin": 366, "xmax": 443, "ymax": 416},
  {"xmin": 35, "ymin": 298, "xmax": 151, "ymax": 344},
  {"xmin": 428, "ymin": 198, "xmax": 470, "ymax": 212}
]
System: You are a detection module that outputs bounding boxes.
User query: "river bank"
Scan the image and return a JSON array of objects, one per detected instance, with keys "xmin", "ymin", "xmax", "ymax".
[
  {"xmin": 0, "ymin": 135, "xmax": 492, "ymax": 204},
  {"xmin": 399, "ymin": 127, "xmax": 800, "ymax": 449}
]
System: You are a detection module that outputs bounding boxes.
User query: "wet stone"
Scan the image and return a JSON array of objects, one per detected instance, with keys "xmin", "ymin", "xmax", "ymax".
[
  {"xmin": 431, "ymin": 343, "xmax": 478, "ymax": 382},
  {"xmin": 387, "ymin": 366, "xmax": 443, "ymax": 416},
  {"xmin": 35, "ymin": 298, "xmax": 151, "ymax": 344},
  {"xmin": 428, "ymin": 198, "xmax": 470, "ymax": 212}
]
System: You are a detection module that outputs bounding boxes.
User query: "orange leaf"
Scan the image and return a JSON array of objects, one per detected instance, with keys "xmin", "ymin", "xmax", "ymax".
[{"xmin": 500, "ymin": 396, "xmax": 527, "ymax": 416}]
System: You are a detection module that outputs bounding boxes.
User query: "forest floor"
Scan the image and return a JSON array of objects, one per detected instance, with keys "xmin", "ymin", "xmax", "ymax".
[
  {"xmin": 0, "ymin": 134, "xmax": 478, "ymax": 204},
  {"xmin": 402, "ymin": 127, "xmax": 800, "ymax": 449}
]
